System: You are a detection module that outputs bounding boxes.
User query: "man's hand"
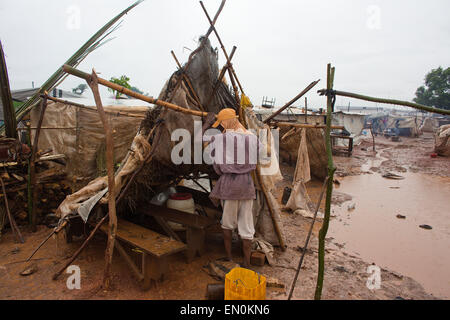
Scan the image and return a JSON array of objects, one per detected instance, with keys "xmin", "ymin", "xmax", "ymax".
[{"xmin": 202, "ymin": 112, "xmax": 217, "ymax": 133}]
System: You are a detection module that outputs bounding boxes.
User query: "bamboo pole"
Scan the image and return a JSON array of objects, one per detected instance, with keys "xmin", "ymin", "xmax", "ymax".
[
  {"xmin": 63, "ymin": 65, "xmax": 208, "ymax": 118},
  {"xmin": 166, "ymin": 0, "xmax": 226, "ymax": 104},
  {"xmin": 30, "ymin": 96, "xmax": 48, "ymax": 232},
  {"xmin": 200, "ymin": 1, "xmax": 245, "ymax": 95},
  {"xmin": 263, "ymin": 80, "xmax": 320, "ymax": 124},
  {"xmin": 318, "ymin": 89, "xmax": 450, "ymax": 116},
  {"xmin": 288, "ymin": 177, "xmax": 328, "ymax": 300},
  {"xmin": 42, "ymin": 95, "xmax": 146, "ymax": 118},
  {"xmin": 314, "ymin": 64, "xmax": 336, "ymax": 300},
  {"xmin": 87, "ymin": 70, "xmax": 117, "ymax": 290},
  {"xmin": 273, "ymin": 122, "xmax": 344, "ymax": 130}
]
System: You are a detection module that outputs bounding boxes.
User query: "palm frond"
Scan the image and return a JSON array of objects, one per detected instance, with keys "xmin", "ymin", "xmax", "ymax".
[{"xmin": 7, "ymin": 0, "xmax": 144, "ymax": 128}]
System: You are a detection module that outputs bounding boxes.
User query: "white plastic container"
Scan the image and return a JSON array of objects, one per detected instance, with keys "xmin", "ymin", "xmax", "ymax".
[{"xmin": 166, "ymin": 193, "xmax": 196, "ymax": 231}]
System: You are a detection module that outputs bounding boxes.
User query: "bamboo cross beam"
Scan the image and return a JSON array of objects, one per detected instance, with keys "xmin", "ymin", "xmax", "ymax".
[
  {"xmin": 273, "ymin": 122, "xmax": 344, "ymax": 130},
  {"xmin": 62, "ymin": 65, "xmax": 208, "ymax": 118},
  {"xmin": 199, "ymin": 1, "xmax": 245, "ymax": 95},
  {"xmin": 42, "ymin": 94, "xmax": 146, "ymax": 118},
  {"xmin": 263, "ymin": 80, "xmax": 321, "ymax": 124},
  {"xmin": 318, "ymin": 89, "xmax": 450, "ymax": 116},
  {"xmin": 170, "ymin": 50, "xmax": 204, "ymax": 111}
]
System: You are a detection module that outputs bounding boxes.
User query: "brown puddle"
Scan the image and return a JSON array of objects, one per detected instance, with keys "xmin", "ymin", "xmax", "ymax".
[{"xmin": 329, "ymin": 171, "xmax": 450, "ymax": 299}]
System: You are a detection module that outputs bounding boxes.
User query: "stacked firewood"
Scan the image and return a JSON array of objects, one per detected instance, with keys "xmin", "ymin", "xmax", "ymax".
[{"xmin": 0, "ymin": 138, "xmax": 71, "ymax": 236}]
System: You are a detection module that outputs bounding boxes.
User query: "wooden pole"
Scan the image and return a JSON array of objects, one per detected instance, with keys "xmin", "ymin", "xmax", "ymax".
[
  {"xmin": 0, "ymin": 40, "xmax": 18, "ymax": 139},
  {"xmin": 199, "ymin": 2, "xmax": 244, "ymax": 97},
  {"xmin": 42, "ymin": 95, "xmax": 145, "ymax": 118},
  {"xmin": 227, "ymin": 66, "xmax": 241, "ymax": 108},
  {"xmin": 314, "ymin": 64, "xmax": 336, "ymax": 300},
  {"xmin": 318, "ymin": 89, "xmax": 450, "ymax": 116},
  {"xmin": 200, "ymin": 1, "xmax": 244, "ymax": 95},
  {"xmin": 263, "ymin": 80, "xmax": 321, "ymax": 124},
  {"xmin": 30, "ymin": 96, "xmax": 48, "ymax": 232},
  {"xmin": 272, "ymin": 122, "xmax": 344, "ymax": 130},
  {"xmin": 304, "ymin": 97, "xmax": 308, "ymax": 123},
  {"xmin": 256, "ymin": 166, "xmax": 285, "ymax": 251},
  {"xmin": 87, "ymin": 70, "xmax": 117, "ymax": 290},
  {"xmin": 63, "ymin": 65, "xmax": 208, "ymax": 118},
  {"xmin": 370, "ymin": 124, "xmax": 376, "ymax": 152}
]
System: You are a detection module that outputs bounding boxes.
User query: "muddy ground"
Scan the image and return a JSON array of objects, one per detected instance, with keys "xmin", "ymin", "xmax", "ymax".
[{"xmin": 0, "ymin": 133, "xmax": 446, "ymax": 300}]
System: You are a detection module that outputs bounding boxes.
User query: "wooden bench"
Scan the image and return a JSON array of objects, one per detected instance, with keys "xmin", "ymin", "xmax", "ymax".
[
  {"xmin": 141, "ymin": 204, "xmax": 217, "ymax": 262},
  {"xmin": 100, "ymin": 218, "xmax": 186, "ymax": 290}
]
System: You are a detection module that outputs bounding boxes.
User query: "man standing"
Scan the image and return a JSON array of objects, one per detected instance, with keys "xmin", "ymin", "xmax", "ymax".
[{"xmin": 203, "ymin": 108, "xmax": 260, "ymax": 268}]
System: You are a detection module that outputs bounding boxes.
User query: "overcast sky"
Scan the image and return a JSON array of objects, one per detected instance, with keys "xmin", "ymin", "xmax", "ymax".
[{"xmin": 1, "ymin": 0, "xmax": 449, "ymax": 109}]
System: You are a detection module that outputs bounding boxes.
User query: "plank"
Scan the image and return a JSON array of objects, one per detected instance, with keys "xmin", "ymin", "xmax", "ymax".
[{"xmin": 100, "ymin": 218, "xmax": 186, "ymax": 258}]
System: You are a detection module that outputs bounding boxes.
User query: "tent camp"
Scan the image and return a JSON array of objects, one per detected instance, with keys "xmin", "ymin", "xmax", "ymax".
[{"xmin": 331, "ymin": 111, "xmax": 366, "ymax": 146}]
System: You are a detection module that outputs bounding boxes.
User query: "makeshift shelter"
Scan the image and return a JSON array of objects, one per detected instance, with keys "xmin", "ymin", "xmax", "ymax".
[
  {"xmin": 435, "ymin": 124, "xmax": 450, "ymax": 156},
  {"xmin": 331, "ymin": 111, "xmax": 366, "ymax": 146},
  {"xmin": 55, "ymin": 38, "xmax": 286, "ymax": 247},
  {"xmin": 278, "ymin": 125, "xmax": 328, "ymax": 180},
  {"xmin": 419, "ymin": 116, "xmax": 439, "ymax": 133},
  {"xmin": 30, "ymin": 100, "xmax": 147, "ymax": 188},
  {"xmin": 369, "ymin": 113, "xmax": 421, "ymax": 137}
]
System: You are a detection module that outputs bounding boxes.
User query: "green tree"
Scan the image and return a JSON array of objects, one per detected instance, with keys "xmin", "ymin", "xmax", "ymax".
[
  {"xmin": 108, "ymin": 75, "xmax": 131, "ymax": 99},
  {"xmin": 130, "ymin": 86, "xmax": 143, "ymax": 94},
  {"xmin": 414, "ymin": 67, "xmax": 450, "ymax": 110},
  {"xmin": 72, "ymin": 83, "xmax": 87, "ymax": 95}
]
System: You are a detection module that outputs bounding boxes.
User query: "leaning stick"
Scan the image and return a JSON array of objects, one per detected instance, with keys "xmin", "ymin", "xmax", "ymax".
[
  {"xmin": 88, "ymin": 70, "xmax": 117, "ymax": 289},
  {"xmin": 318, "ymin": 89, "xmax": 450, "ymax": 116},
  {"xmin": 0, "ymin": 176, "xmax": 24, "ymax": 243},
  {"xmin": 62, "ymin": 65, "xmax": 208, "ymax": 118},
  {"xmin": 264, "ymin": 80, "xmax": 321, "ymax": 124},
  {"xmin": 27, "ymin": 220, "xmax": 67, "ymax": 261},
  {"xmin": 288, "ymin": 177, "xmax": 328, "ymax": 300},
  {"xmin": 255, "ymin": 167, "xmax": 286, "ymax": 251}
]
